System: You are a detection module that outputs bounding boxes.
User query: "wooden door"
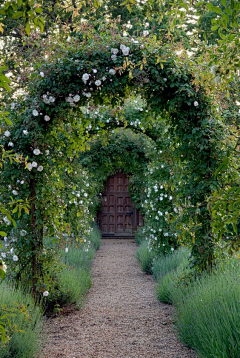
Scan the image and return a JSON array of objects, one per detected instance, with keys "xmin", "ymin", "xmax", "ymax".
[{"xmin": 98, "ymin": 173, "xmax": 143, "ymax": 237}]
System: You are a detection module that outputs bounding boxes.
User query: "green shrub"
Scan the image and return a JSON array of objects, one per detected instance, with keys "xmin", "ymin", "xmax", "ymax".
[
  {"xmin": 174, "ymin": 261, "xmax": 240, "ymax": 358},
  {"xmin": 135, "ymin": 227, "xmax": 146, "ymax": 245},
  {"xmin": 152, "ymin": 248, "xmax": 189, "ymax": 281},
  {"xmin": 155, "ymin": 267, "xmax": 187, "ymax": 304},
  {"xmin": 61, "ymin": 246, "xmax": 95, "ymax": 271},
  {"xmin": 57, "ymin": 268, "xmax": 91, "ymax": 309},
  {"xmin": 155, "ymin": 252, "xmax": 240, "ymax": 357},
  {"xmin": 42, "ymin": 231, "xmax": 97, "ymax": 313},
  {"xmin": 0, "ymin": 283, "xmax": 42, "ymax": 358},
  {"xmin": 89, "ymin": 225, "xmax": 101, "ymax": 250},
  {"xmin": 136, "ymin": 240, "xmax": 155, "ymax": 274}
]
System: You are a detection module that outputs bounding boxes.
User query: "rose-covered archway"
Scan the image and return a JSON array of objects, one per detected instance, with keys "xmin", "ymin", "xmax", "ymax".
[{"xmin": 1, "ymin": 34, "xmax": 223, "ymax": 295}]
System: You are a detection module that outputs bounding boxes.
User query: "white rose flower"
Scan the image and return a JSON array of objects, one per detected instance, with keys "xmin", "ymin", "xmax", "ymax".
[
  {"xmin": 42, "ymin": 95, "xmax": 49, "ymax": 104},
  {"xmin": 65, "ymin": 248, "xmax": 69, "ymax": 253},
  {"xmin": 82, "ymin": 73, "xmax": 89, "ymax": 82},
  {"xmin": 67, "ymin": 36, "xmax": 71, "ymax": 42},
  {"xmin": 12, "ymin": 190, "xmax": 18, "ymax": 195},
  {"xmin": 102, "ymin": 76, "xmax": 106, "ymax": 81},
  {"xmin": 33, "ymin": 148, "xmax": 40, "ymax": 155},
  {"xmin": 13, "ymin": 255, "xmax": 19, "ymax": 262},
  {"xmin": 143, "ymin": 30, "xmax": 149, "ymax": 37},
  {"xmin": 92, "ymin": 69, "xmax": 97, "ymax": 73},
  {"xmin": 40, "ymin": 72, "xmax": 44, "ymax": 77},
  {"xmin": 20, "ymin": 180, "xmax": 24, "ymax": 184},
  {"xmin": 49, "ymin": 96, "xmax": 55, "ymax": 103},
  {"xmin": 194, "ymin": 101, "xmax": 199, "ymax": 107},
  {"xmin": 121, "ymin": 46, "xmax": 130, "ymax": 56},
  {"xmin": 32, "ymin": 110, "xmax": 39, "ymax": 116},
  {"xmin": 111, "ymin": 48, "xmax": 119, "ymax": 55},
  {"xmin": 85, "ymin": 92, "xmax": 91, "ymax": 98},
  {"xmin": 27, "ymin": 163, "xmax": 33, "ymax": 170},
  {"xmin": 8, "ymin": 142, "xmax": 14, "ymax": 147},
  {"xmin": 20, "ymin": 230, "xmax": 27, "ymax": 237},
  {"xmin": 171, "ymin": 247, "xmax": 175, "ymax": 251},
  {"xmin": 45, "ymin": 150, "xmax": 49, "ymax": 155},
  {"xmin": 4, "ymin": 130, "xmax": 11, "ymax": 137},
  {"xmin": 163, "ymin": 78, "xmax": 167, "ymax": 82},
  {"xmin": 23, "ymin": 130, "xmax": 28, "ymax": 135},
  {"xmin": 37, "ymin": 166, "xmax": 43, "ymax": 172},
  {"xmin": 44, "ymin": 115, "xmax": 50, "ymax": 121},
  {"xmin": 111, "ymin": 54, "xmax": 117, "ymax": 61},
  {"xmin": 66, "ymin": 97, "xmax": 74, "ymax": 103},
  {"xmin": 43, "ymin": 290, "xmax": 49, "ymax": 297},
  {"xmin": 73, "ymin": 94, "xmax": 80, "ymax": 102},
  {"xmin": 32, "ymin": 161, "xmax": 38, "ymax": 168},
  {"xmin": 95, "ymin": 80, "xmax": 101, "ymax": 86},
  {"xmin": 1, "ymin": 252, "xmax": 6, "ymax": 258},
  {"xmin": 109, "ymin": 69, "xmax": 116, "ymax": 75}
]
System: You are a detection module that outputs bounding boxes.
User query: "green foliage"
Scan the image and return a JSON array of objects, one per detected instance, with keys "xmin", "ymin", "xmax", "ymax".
[
  {"xmin": 155, "ymin": 268, "xmax": 186, "ymax": 304},
  {"xmin": 57, "ymin": 268, "xmax": 91, "ymax": 309},
  {"xmin": 61, "ymin": 246, "xmax": 95, "ymax": 272},
  {"xmin": 154, "ymin": 248, "xmax": 190, "ymax": 303},
  {"xmin": 175, "ymin": 261, "xmax": 240, "ymax": 358},
  {"xmin": 0, "ymin": 29, "xmax": 238, "ymax": 308},
  {"xmin": 0, "ymin": 283, "xmax": 42, "ymax": 356},
  {"xmin": 41, "ymin": 226, "xmax": 100, "ymax": 313},
  {"xmin": 89, "ymin": 223, "xmax": 101, "ymax": 250},
  {"xmin": 155, "ymin": 249, "xmax": 240, "ymax": 357},
  {"xmin": 152, "ymin": 248, "xmax": 189, "ymax": 281},
  {"xmin": 134, "ymin": 226, "xmax": 147, "ymax": 245},
  {"xmin": 0, "ymin": 0, "xmax": 46, "ymax": 90},
  {"xmin": 80, "ymin": 126, "xmax": 152, "ymax": 213},
  {"xmin": 136, "ymin": 240, "xmax": 155, "ymax": 274}
]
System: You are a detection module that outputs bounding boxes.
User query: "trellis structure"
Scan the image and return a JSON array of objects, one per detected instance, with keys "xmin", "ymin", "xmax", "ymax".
[{"xmin": 1, "ymin": 34, "xmax": 224, "ymax": 295}]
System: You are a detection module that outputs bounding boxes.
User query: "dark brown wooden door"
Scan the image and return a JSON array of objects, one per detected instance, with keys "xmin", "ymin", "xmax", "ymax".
[{"xmin": 98, "ymin": 173, "xmax": 143, "ymax": 237}]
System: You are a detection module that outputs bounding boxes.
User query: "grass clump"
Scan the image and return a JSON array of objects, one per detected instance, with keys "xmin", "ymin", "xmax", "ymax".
[
  {"xmin": 154, "ymin": 248, "xmax": 189, "ymax": 304},
  {"xmin": 0, "ymin": 283, "xmax": 42, "ymax": 358},
  {"xmin": 61, "ymin": 246, "xmax": 95, "ymax": 271},
  {"xmin": 175, "ymin": 261, "xmax": 240, "ymax": 358},
  {"xmin": 152, "ymin": 248, "xmax": 189, "ymax": 281},
  {"xmin": 43, "ymin": 226, "xmax": 101, "ymax": 313},
  {"xmin": 57, "ymin": 268, "xmax": 91, "ymax": 308},
  {"xmin": 154, "ymin": 249, "xmax": 240, "ymax": 358},
  {"xmin": 136, "ymin": 240, "xmax": 155, "ymax": 274},
  {"xmin": 89, "ymin": 224, "xmax": 101, "ymax": 250},
  {"xmin": 155, "ymin": 267, "xmax": 187, "ymax": 304},
  {"xmin": 135, "ymin": 227, "xmax": 146, "ymax": 245}
]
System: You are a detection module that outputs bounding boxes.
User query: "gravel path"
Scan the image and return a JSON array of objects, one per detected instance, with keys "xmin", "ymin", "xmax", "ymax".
[{"xmin": 40, "ymin": 239, "xmax": 197, "ymax": 358}]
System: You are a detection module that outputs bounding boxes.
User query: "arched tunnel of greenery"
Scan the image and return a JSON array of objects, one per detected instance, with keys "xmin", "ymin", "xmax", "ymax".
[
  {"xmin": 0, "ymin": 34, "xmax": 239, "ymax": 301},
  {"xmin": 0, "ymin": 2, "xmax": 239, "ymax": 356}
]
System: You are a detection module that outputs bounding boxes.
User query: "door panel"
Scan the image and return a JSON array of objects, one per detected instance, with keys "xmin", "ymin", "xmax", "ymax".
[{"xmin": 98, "ymin": 173, "xmax": 143, "ymax": 237}]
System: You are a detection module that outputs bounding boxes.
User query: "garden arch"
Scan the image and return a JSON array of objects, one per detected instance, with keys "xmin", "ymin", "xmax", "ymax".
[
  {"xmin": 79, "ymin": 127, "xmax": 152, "ymax": 237},
  {"xmin": 1, "ymin": 34, "xmax": 223, "ymax": 294}
]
